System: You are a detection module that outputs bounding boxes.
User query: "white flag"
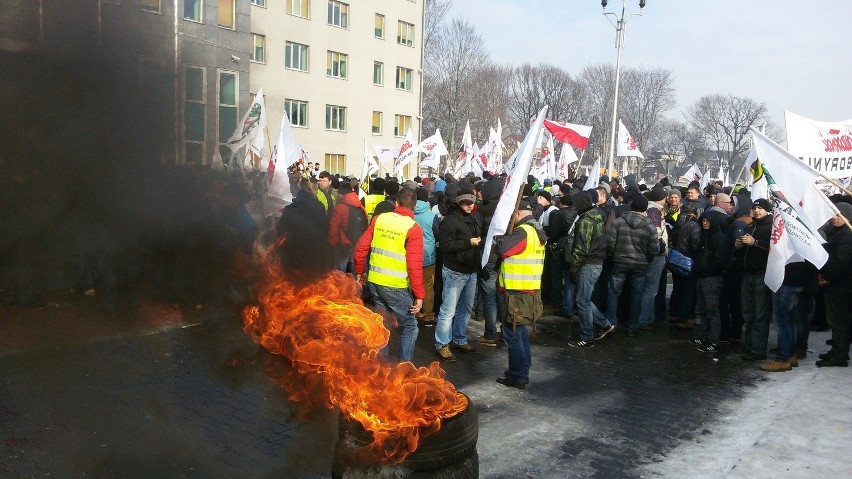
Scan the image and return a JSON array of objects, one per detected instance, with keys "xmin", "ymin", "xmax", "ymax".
[
  {"xmin": 373, "ymin": 145, "xmax": 400, "ymax": 166},
  {"xmin": 211, "ymin": 147, "xmax": 225, "ymax": 171},
  {"xmin": 393, "ymin": 128, "xmax": 417, "ymax": 176},
  {"xmin": 750, "ymin": 127, "xmax": 838, "ymax": 233},
  {"xmin": 583, "ymin": 158, "xmax": 601, "ymax": 191},
  {"xmin": 227, "ymin": 88, "xmax": 267, "ymax": 151},
  {"xmin": 616, "ymin": 119, "xmax": 644, "ymax": 158},
  {"xmin": 358, "ymin": 139, "xmax": 379, "ymax": 199},
  {"xmin": 785, "ymin": 110, "xmax": 852, "ymax": 179},
  {"xmin": 699, "ymin": 169, "xmax": 711, "ymax": 191},
  {"xmin": 481, "ymin": 105, "xmax": 549, "ymax": 267},
  {"xmin": 546, "ymin": 131, "xmax": 556, "ymax": 180},
  {"xmin": 455, "ymin": 121, "xmax": 474, "ymax": 176},
  {"xmin": 557, "ymin": 144, "xmax": 578, "ymax": 181},
  {"xmin": 272, "ymin": 111, "xmax": 304, "ymax": 169},
  {"xmin": 418, "ymin": 128, "xmax": 449, "ymax": 168},
  {"xmin": 488, "ymin": 122, "xmax": 504, "ymax": 174},
  {"xmin": 764, "ymin": 195, "xmax": 829, "ymax": 291}
]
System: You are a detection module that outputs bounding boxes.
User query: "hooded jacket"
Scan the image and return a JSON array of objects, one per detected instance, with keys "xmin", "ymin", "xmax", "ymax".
[
  {"xmin": 328, "ymin": 192, "xmax": 367, "ymax": 246},
  {"xmin": 438, "ymin": 202, "xmax": 483, "ymax": 274},
  {"xmin": 607, "ymin": 211, "xmax": 659, "ymax": 269},
  {"xmin": 413, "ymin": 200, "xmax": 437, "ymax": 267},
  {"xmin": 736, "ymin": 213, "xmax": 772, "ymax": 274},
  {"xmin": 694, "ymin": 210, "xmax": 730, "ymax": 278},
  {"xmin": 820, "ymin": 206, "xmax": 852, "ymax": 288},
  {"xmin": 570, "ymin": 191, "xmax": 606, "ymax": 268}
]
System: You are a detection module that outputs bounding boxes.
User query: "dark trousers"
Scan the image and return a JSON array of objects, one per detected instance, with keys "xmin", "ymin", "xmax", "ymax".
[
  {"xmin": 824, "ymin": 284, "xmax": 852, "ymax": 361},
  {"xmin": 720, "ymin": 268, "xmax": 743, "ymax": 341}
]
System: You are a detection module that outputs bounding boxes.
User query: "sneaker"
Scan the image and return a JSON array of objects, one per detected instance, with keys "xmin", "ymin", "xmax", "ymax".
[
  {"xmin": 475, "ymin": 336, "xmax": 498, "ymax": 347},
  {"xmin": 568, "ymin": 339, "xmax": 595, "ymax": 348},
  {"xmin": 452, "ymin": 342, "xmax": 475, "ymax": 352},
  {"xmin": 436, "ymin": 345, "xmax": 456, "ymax": 362},
  {"xmin": 595, "ymin": 324, "xmax": 616, "ymax": 340},
  {"xmin": 496, "ymin": 376, "xmax": 527, "ymax": 389},
  {"xmin": 689, "ymin": 338, "xmax": 706, "ymax": 346},
  {"xmin": 698, "ymin": 343, "xmax": 718, "ymax": 352},
  {"xmin": 760, "ymin": 361, "xmax": 792, "ymax": 372}
]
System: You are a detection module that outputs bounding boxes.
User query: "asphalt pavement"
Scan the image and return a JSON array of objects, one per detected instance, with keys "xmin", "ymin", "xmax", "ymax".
[{"xmin": 1, "ymin": 295, "xmax": 850, "ymax": 478}]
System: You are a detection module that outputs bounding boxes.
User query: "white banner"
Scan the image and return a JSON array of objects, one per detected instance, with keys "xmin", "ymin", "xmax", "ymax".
[
  {"xmin": 393, "ymin": 128, "xmax": 417, "ymax": 176},
  {"xmin": 227, "ymin": 88, "xmax": 267, "ymax": 151},
  {"xmin": 765, "ymin": 195, "xmax": 829, "ymax": 292},
  {"xmin": 583, "ymin": 158, "xmax": 601, "ymax": 191},
  {"xmin": 785, "ymin": 110, "xmax": 852, "ymax": 179},
  {"xmin": 616, "ymin": 119, "xmax": 644, "ymax": 158},
  {"xmin": 481, "ymin": 105, "xmax": 548, "ymax": 267},
  {"xmin": 373, "ymin": 145, "xmax": 399, "ymax": 166}
]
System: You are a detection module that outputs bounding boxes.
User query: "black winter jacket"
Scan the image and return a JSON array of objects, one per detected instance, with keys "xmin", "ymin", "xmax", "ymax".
[
  {"xmin": 438, "ymin": 203, "xmax": 483, "ymax": 274},
  {"xmin": 694, "ymin": 210, "xmax": 730, "ymax": 278}
]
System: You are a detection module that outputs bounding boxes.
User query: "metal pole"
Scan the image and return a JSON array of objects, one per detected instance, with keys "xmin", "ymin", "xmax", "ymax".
[{"xmin": 606, "ymin": 4, "xmax": 625, "ymax": 179}]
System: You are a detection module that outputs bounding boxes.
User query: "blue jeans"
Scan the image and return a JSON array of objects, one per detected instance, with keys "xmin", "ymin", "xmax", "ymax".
[
  {"xmin": 741, "ymin": 272, "xmax": 774, "ymax": 356},
  {"xmin": 479, "ymin": 266, "xmax": 499, "ymax": 340},
  {"xmin": 368, "ymin": 282, "xmax": 418, "ymax": 362},
  {"xmin": 575, "ymin": 264, "xmax": 610, "ymax": 341},
  {"xmin": 561, "ymin": 264, "xmax": 576, "ymax": 316},
  {"xmin": 639, "ymin": 255, "xmax": 667, "ymax": 326},
  {"xmin": 434, "ymin": 266, "xmax": 477, "ymax": 348},
  {"xmin": 773, "ymin": 285, "xmax": 802, "ymax": 362},
  {"xmin": 501, "ymin": 311, "xmax": 531, "ymax": 383},
  {"xmin": 607, "ymin": 264, "xmax": 646, "ymax": 332}
]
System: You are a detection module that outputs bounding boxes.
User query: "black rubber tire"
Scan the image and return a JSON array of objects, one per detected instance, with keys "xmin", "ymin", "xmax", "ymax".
[
  {"xmin": 409, "ymin": 450, "xmax": 478, "ymax": 479},
  {"xmin": 333, "ymin": 393, "xmax": 478, "ymax": 475}
]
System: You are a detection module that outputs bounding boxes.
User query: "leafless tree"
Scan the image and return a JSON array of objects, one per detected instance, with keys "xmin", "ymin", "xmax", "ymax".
[
  {"xmin": 422, "ymin": 18, "xmax": 489, "ymax": 167},
  {"xmin": 507, "ymin": 64, "xmax": 583, "ymax": 140},
  {"xmin": 619, "ymin": 67, "xmax": 677, "ymax": 151},
  {"xmin": 424, "ymin": 0, "xmax": 452, "ymax": 55},
  {"xmin": 686, "ymin": 93, "xmax": 771, "ymax": 175},
  {"xmin": 575, "ymin": 63, "xmax": 616, "ymax": 163}
]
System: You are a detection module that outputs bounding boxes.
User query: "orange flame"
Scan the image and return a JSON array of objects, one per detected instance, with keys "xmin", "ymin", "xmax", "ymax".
[{"xmin": 243, "ymin": 251, "xmax": 467, "ymax": 464}]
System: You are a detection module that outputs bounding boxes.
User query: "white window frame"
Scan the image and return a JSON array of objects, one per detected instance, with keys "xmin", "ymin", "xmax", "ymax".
[
  {"xmin": 285, "ymin": 99, "xmax": 309, "ymax": 128},
  {"xmin": 396, "ymin": 66, "xmax": 413, "ymax": 91},
  {"xmin": 326, "ymin": 51, "xmax": 348, "ymax": 79},
  {"xmin": 285, "ymin": 41, "xmax": 309, "ymax": 72},
  {"xmin": 251, "ymin": 0, "xmax": 266, "ymax": 7},
  {"xmin": 250, "ymin": 34, "xmax": 266, "ymax": 63},
  {"xmin": 326, "ymin": 105, "xmax": 347, "ymax": 131},
  {"xmin": 327, "ymin": 1, "xmax": 349, "ymax": 29},
  {"xmin": 397, "ymin": 21, "xmax": 414, "ymax": 47},
  {"xmin": 287, "ymin": 0, "xmax": 309, "ymax": 18},
  {"xmin": 183, "ymin": 0, "xmax": 202, "ymax": 22},
  {"xmin": 372, "ymin": 111, "xmax": 383, "ymax": 135},
  {"xmin": 375, "ymin": 13, "xmax": 385, "ymax": 39},
  {"xmin": 394, "ymin": 114, "xmax": 411, "ymax": 137},
  {"xmin": 373, "ymin": 61, "xmax": 383, "ymax": 86}
]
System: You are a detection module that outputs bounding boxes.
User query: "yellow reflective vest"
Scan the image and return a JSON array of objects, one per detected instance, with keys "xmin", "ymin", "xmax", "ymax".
[
  {"xmin": 368, "ymin": 212, "xmax": 415, "ymax": 288},
  {"xmin": 363, "ymin": 194, "xmax": 385, "ymax": 221},
  {"xmin": 499, "ymin": 223, "xmax": 545, "ymax": 291}
]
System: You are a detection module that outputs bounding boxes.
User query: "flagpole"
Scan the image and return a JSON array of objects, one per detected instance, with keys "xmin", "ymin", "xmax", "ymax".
[{"xmin": 819, "ymin": 172, "xmax": 852, "ymax": 198}]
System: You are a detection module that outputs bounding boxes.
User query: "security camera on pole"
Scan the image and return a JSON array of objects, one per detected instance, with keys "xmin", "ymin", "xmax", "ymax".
[{"xmin": 601, "ymin": 0, "xmax": 646, "ymax": 179}]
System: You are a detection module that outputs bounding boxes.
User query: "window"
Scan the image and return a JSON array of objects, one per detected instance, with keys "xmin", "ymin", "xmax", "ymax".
[
  {"xmin": 394, "ymin": 114, "xmax": 411, "ymax": 137},
  {"xmin": 326, "ymin": 105, "xmax": 347, "ymax": 131},
  {"xmin": 250, "ymin": 34, "xmax": 265, "ymax": 63},
  {"xmin": 397, "ymin": 21, "xmax": 414, "ymax": 47},
  {"xmin": 140, "ymin": 0, "xmax": 160, "ymax": 13},
  {"xmin": 287, "ymin": 0, "xmax": 309, "ymax": 17},
  {"xmin": 373, "ymin": 61, "xmax": 383, "ymax": 86},
  {"xmin": 184, "ymin": 0, "xmax": 202, "ymax": 22},
  {"xmin": 251, "ymin": 0, "xmax": 266, "ymax": 6},
  {"xmin": 184, "ymin": 66, "xmax": 206, "ymax": 164},
  {"xmin": 325, "ymin": 154, "xmax": 346, "ymax": 174},
  {"xmin": 285, "ymin": 42, "xmax": 309, "ymax": 71},
  {"xmin": 285, "ymin": 99, "xmax": 308, "ymax": 127},
  {"xmin": 218, "ymin": 0, "xmax": 235, "ymax": 28},
  {"xmin": 375, "ymin": 14, "xmax": 385, "ymax": 38},
  {"xmin": 372, "ymin": 111, "xmax": 382, "ymax": 135},
  {"xmin": 396, "ymin": 67, "xmax": 413, "ymax": 91},
  {"xmin": 326, "ymin": 51, "xmax": 348, "ymax": 79},
  {"xmin": 327, "ymin": 1, "xmax": 349, "ymax": 28},
  {"xmin": 218, "ymin": 71, "xmax": 238, "ymax": 165}
]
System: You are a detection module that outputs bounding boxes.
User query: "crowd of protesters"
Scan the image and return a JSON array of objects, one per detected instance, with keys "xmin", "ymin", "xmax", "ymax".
[{"xmin": 276, "ymin": 166, "xmax": 852, "ymax": 386}]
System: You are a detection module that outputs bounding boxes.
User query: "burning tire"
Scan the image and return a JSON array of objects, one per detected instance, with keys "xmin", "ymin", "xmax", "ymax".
[{"xmin": 331, "ymin": 394, "xmax": 478, "ymax": 478}]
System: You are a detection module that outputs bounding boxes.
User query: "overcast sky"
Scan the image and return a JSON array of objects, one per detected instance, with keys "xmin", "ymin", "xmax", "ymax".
[{"xmin": 449, "ymin": 0, "xmax": 851, "ymax": 132}]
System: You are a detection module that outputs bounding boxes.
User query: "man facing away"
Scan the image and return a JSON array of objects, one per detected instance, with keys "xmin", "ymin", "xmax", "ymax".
[
  {"xmin": 354, "ymin": 187, "xmax": 425, "ymax": 362},
  {"xmin": 492, "ymin": 199, "xmax": 546, "ymax": 389}
]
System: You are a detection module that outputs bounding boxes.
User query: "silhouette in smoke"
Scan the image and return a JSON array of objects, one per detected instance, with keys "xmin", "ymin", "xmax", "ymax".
[{"xmin": 276, "ymin": 178, "xmax": 335, "ymax": 283}]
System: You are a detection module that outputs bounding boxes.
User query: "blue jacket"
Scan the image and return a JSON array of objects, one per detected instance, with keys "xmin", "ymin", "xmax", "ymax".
[{"xmin": 414, "ymin": 200, "xmax": 438, "ymax": 266}]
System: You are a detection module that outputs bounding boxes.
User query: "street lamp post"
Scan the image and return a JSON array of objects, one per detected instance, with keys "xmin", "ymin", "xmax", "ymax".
[{"xmin": 602, "ymin": 0, "xmax": 645, "ymax": 179}]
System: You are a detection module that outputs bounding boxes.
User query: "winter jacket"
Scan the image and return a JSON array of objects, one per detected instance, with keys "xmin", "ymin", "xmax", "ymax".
[
  {"xmin": 547, "ymin": 207, "xmax": 578, "ymax": 244},
  {"xmin": 694, "ymin": 210, "xmax": 731, "ymax": 278},
  {"xmin": 353, "ymin": 206, "xmax": 425, "ymax": 299},
  {"xmin": 736, "ymin": 214, "xmax": 772, "ymax": 274},
  {"xmin": 607, "ymin": 211, "xmax": 659, "ymax": 269},
  {"xmin": 820, "ymin": 223, "xmax": 852, "ymax": 288},
  {"xmin": 494, "ymin": 215, "xmax": 548, "ymax": 264},
  {"xmin": 438, "ymin": 202, "xmax": 483, "ymax": 274},
  {"xmin": 570, "ymin": 191, "xmax": 606, "ymax": 268},
  {"xmin": 414, "ymin": 200, "xmax": 438, "ymax": 267},
  {"xmin": 328, "ymin": 192, "xmax": 366, "ymax": 246},
  {"xmin": 646, "ymin": 201, "xmax": 668, "ymax": 256},
  {"xmin": 674, "ymin": 217, "xmax": 702, "ymax": 259}
]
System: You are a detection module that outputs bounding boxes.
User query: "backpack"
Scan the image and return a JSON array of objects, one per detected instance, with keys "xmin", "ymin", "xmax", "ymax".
[{"xmin": 344, "ymin": 204, "xmax": 368, "ymax": 243}]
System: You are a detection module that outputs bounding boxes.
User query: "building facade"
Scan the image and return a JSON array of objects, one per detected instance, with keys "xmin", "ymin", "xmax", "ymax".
[{"xmin": 249, "ymin": 0, "xmax": 424, "ymax": 177}]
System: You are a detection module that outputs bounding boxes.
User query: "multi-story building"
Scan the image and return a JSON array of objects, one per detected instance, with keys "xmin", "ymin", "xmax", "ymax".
[
  {"xmin": 249, "ymin": 0, "xmax": 425, "ymax": 177},
  {"xmin": 0, "ymin": 0, "xmax": 251, "ymax": 167}
]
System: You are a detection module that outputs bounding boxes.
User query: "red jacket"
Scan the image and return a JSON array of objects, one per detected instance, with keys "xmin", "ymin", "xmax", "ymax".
[
  {"xmin": 328, "ymin": 192, "xmax": 366, "ymax": 246},
  {"xmin": 354, "ymin": 206, "xmax": 425, "ymax": 299}
]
